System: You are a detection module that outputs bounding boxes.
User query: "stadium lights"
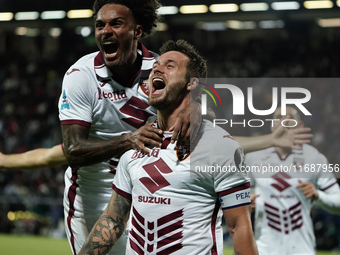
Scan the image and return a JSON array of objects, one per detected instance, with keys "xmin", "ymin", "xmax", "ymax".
[
  {"xmin": 338, "ymin": 0, "xmax": 340, "ymax": 7},
  {"xmin": 49, "ymin": 28, "xmax": 62, "ymax": 37},
  {"xmin": 226, "ymin": 20, "xmax": 256, "ymax": 29},
  {"xmin": 41, "ymin": 10, "xmax": 66, "ymax": 20},
  {"xmin": 75, "ymin": 26, "xmax": 92, "ymax": 37},
  {"xmin": 303, "ymin": 1, "xmax": 333, "ymax": 9},
  {"xmin": 179, "ymin": 5, "xmax": 208, "ymax": 14},
  {"xmin": 317, "ymin": 18, "xmax": 340, "ymax": 27},
  {"xmin": 15, "ymin": 27, "xmax": 40, "ymax": 37},
  {"xmin": 0, "ymin": 12, "xmax": 13, "ymax": 21},
  {"xmin": 271, "ymin": 1, "xmax": 300, "ymax": 10},
  {"xmin": 209, "ymin": 4, "xmax": 238, "ymax": 13},
  {"xmin": 196, "ymin": 21, "xmax": 227, "ymax": 31},
  {"xmin": 15, "ymin": 11, "xmax": 39, "ymax": 21},
  {"xmin": 240, "ymin": 3, "xmax": 269, "ymax": 11},
  {"xmin": 155, "ymin": 22, "xmax": 168, "ymax": 31},
  {"xmin": 67, "ymin": 9, "xmax": 93, "ymax": 19},
  {"xmin": 259, "ymin": 20, "xmax": 285, "ymax": 29},
  {"xmin": 158, "ymin": 6, "xmax": 178, "ymax": 15}
]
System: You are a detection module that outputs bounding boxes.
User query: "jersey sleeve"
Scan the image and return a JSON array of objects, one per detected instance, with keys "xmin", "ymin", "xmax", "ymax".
[
  {"xmin": 58, "ymin": 66, "xmax": 94, "ymax": 125},
  {"xmin": 112, "ymin": 151, "xmax": 133, "ymax": 200},
  {"xmin": 315, "ymin": 153, "xmax": 338, "ymax": 191},
  {"xmin": 213, "ymin": 141, "xmax": 251, "ymax": 210}
]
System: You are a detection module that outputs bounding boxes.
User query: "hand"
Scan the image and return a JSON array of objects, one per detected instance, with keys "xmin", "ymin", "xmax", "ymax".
[
  {"xmin": 169, "ymin": 102, "xmax": 202, "ymax": 148},
  {"xmin": 272, "ymin": 125, "xmax": 313, "ymax": 150},
  {"xmin": 125, "ymin": 123, "xmax": 163, "ymax": 154},
  {"xmin": 296, "ymin": 179, "xmax": 319, "ymax": 200},
  {"xmin": 251, "ymin": 194, "xmax": 259, "ymax": 212}
]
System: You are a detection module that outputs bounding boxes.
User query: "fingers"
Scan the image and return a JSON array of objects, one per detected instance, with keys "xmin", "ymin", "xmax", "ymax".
[
  {"xmin": 128, "ymin": 124, "xmax": 164, "ymax": 153},
  {"xmin": 293, "ymin": 127, "xmax": 311, "ymax": 134},
  {"xmin": 296, "ymin": 179, "xmax": 304, "ymax": 188},
  {"xmin": 177, "ymin": 123, "xmax": 190, "ymax": 147}
]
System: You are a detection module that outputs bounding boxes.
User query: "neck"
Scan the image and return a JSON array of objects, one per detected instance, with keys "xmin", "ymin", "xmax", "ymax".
[
  {"xmin": 109, "ymin": 43, "xmax": 140, "ymax": 86},
  {"xmin": 275, "ymin": 146, "xmax": 292, "ymax": 158},
  {"xmin": 157, "ymin": 95, "xmax": 191, "ymax": 131}
]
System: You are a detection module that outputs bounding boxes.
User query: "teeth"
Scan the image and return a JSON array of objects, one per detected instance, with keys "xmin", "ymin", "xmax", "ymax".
[
  {"xmin": 103, "ymin": 41, "xmax": 114, "ymax": 45},
  {"xmin": 153, "ymin": 78, "xmax": 164, "ymax": 82}
]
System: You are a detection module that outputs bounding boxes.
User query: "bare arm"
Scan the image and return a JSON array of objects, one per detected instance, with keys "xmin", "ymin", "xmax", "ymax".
[
  {"xmin": 62, "ymin": 122, "xmax": 163, "ymax": 168},
  {"xmin": 223, "ymin": 205, "xmax": 258, "ymax": 255},
  {"xmin": 234, "ymin": 126, "xmax": 312, "ymax": 154},
  {"xmin": 0, "ymin": 144, "xmax": 67, "ymax": 170},
  {"xmin": 78, "ymin": 191, "xmax": 131, "ymax": 255}
]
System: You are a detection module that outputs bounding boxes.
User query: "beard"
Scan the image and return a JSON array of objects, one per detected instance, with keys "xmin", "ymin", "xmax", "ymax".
[{"xmin": 149, "ymin": 81, "xmax": 187, "ymax": 111}]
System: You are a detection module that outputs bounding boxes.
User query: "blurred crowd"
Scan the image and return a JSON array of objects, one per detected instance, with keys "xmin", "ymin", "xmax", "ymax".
[{"xmin": 0, "ymin": 32, "xmax": 339, "ymax": 249}]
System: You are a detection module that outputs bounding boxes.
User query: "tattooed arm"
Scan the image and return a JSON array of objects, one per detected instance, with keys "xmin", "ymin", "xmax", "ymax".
[{"xmin": 78, "ymin": 191, "xmax": 131, "ymax": 255}]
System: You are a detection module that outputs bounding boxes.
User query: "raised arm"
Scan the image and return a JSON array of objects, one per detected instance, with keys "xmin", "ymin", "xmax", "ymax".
[
  {"xmin": 62, "ymin": 122, "xmax": 163, "ymax": 168},
  {"xmin": 78, "ymin": 191, "xmax": 131, "ymax": 255},
  {"xmin": 234, "ymin": 126, "xmax": 312, "ymax": 154},
  {"xmin": 0, "ymin": 144, "xmax": 67, "ymax": 170},
  {"xmin": 223, "ymin": 205, "xmax": 258, "ymax": 255}
]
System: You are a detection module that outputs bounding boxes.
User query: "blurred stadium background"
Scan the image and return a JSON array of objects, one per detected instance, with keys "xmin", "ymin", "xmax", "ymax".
[{"xmin": 0, "ymin": 0, "xmax": 340, "ymax": 253}]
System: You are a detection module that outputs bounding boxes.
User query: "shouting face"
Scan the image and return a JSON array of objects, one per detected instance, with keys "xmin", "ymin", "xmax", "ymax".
[
  {"xmin": 95, "ymin": 4, "xmax": 142, "ymax": 69},
  {"xmin": 148, "ymin": 51, "xmax": 190, "ymax": 110}
]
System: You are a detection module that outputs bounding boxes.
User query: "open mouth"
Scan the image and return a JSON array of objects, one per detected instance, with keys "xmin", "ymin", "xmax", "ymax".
[
  {"xmin": 103, "ymin": 41, "xmax": 118, "ymax": 58},
  {"xmin": 152, "ymin": 78, "xmax": 166, "ymax": 95}
]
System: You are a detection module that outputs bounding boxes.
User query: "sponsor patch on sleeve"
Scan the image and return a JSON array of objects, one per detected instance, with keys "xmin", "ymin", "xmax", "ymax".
[{"xmin": 61, "ymin": 89, "xmax": 70, "ymax": 110}]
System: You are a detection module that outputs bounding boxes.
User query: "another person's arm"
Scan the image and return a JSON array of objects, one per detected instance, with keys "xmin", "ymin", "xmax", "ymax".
[
  {"xmin": 78, "ymin": 191, "xmax": 131, "ymax": 255},
  {"xmin": 235, "ymin": 126, "xmax": 312, "ymax": 154},
  {"xmin": 62, "ymin": 122, "xmax": 163, "ymax": 168},
  {"xmin": 223, "ymin": 205, "xmax": 258, "ymax": 255},
  {"xmin": 0, "ymin": 144, "xmax": 67, "ymax": 170},
  {"xmin": 297, "ymin": 179, "xmax": 340, "ymax": 215}
]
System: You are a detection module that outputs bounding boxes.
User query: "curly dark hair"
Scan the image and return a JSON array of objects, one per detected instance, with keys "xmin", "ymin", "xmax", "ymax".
[
  {"xmin": 93, "ymin": 0, "xmax": 161, "ymax": 37},
  {"xmin": 159, "ymin": 39, "xmax": 208, "ymax": 80}
]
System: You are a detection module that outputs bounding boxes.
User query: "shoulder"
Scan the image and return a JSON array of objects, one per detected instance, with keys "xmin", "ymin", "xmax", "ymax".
[
  {"xmin": 245, "ymin": 147, "xmax": 273, "ymax": 162},
  {"xmin": 64, "ymin": 52, "xmax": 98, "ymax": 76},
  {"xmin": 196, "ymin": 120, "xmax": 243, "ymax": 160},
  {"xmin": 302, "ymin": 144, "xmax": 327, "ymax": 161}
]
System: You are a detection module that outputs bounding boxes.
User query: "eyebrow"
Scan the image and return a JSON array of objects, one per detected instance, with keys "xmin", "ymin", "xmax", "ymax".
[
  {"xmin": 152, "ymin": 59, "xmax": 177, "ymax": 67},
  {"xmin": 95, "ymin": 17, "xmax": 124, "ymax": 23}
]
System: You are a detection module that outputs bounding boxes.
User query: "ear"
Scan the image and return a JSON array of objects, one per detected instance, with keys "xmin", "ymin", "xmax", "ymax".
[
  {"xmin": 134, "ymin": 25, "xmax": 143, "ymax": 39},
  {"xmin": 187, "ymin": 77, "xmax": 199, "ymax": 91}
]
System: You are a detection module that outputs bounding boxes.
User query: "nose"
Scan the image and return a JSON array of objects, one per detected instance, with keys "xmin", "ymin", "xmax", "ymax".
[
  {"xmin": 101, "ymin": 23, "xmax": 114, "ymax": 36},
  {"xmin": 153, "ymin": 64, "xmax": 164, "ymax": 74}
]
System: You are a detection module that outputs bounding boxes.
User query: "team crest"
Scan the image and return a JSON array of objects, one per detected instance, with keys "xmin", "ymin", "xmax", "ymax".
[
  {"xmin": 139, "ymin": 79, "xmax": 149, "ymax": 96},
  {"xmin": 61, "ymin": 89, "xmax": 70, "ymax": 110},
  {"xmin": 293, "ymin": 157, "xmax": 305, "ymax": 171}
]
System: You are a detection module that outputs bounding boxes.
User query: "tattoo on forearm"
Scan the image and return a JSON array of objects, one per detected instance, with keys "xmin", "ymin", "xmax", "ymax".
[
  {"xmin": 81, "ymin": 215, "xmax": 124, "ymax": 255},
  {"xmin": 79, "ymin": 194, "xmax": 131, "ymax": 255}
]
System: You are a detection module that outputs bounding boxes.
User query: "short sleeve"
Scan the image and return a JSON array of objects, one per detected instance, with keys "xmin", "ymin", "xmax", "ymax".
[
  {"xmin": 58, "ymin": 66, "xmax": 94, "ymax": 125},
  {"xmin": 112, "ymin": 151, "xmax": 133, "ymax": 200},
  {"xmin": 315, "ymin": 153, "xmax": 338, "ymax": 191},
  {"xmin": 213, "ymin": 144, "xmax": 251, "ymax": 210}
]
